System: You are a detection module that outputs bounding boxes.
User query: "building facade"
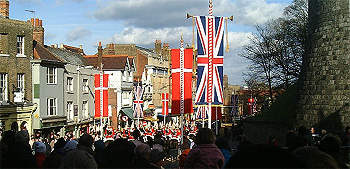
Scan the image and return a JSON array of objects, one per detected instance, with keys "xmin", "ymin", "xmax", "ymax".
[
  {"xmin": 0, "ymin": 2, "xmax": 36, "ymax": 134},
  {"xmin": 85, "ymin": 43, "xmax": 135, "ymax": 129},
  {"xmin": 47, "ymin": 44, "xmax": 98, "ymax": 134},
  {"xmin": 101, "ymin": 40, "xmax": 171, "ymax": 117}
]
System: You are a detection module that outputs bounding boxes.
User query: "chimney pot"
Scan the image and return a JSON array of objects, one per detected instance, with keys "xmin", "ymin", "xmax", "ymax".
[
  {"xmin": 99, "ymin": 41, "xmax": 101, "ymax": 47},
  {"xmin": 35, "ymin": 18, "xmax": 39, "ymax": 27},
  {"xmin": 79, "ymin": 45, "xmax": 83, "ymax": 49},
  {"xmin": 60, "ymin": 43, "xmax": 64, "ymax": 49},
  {"xmin": 39, "ymin": 20, "xmax": 42, "ymax": 27},
  {"xmin": 0, "ymin": 0, "xmax": 9, "ymax": 19},
  {"xmin": 30, "ymin": 18, "xmax": 34, "ymax": 26}
]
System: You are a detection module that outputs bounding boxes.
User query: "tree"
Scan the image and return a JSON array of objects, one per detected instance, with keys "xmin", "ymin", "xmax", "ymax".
[{"xmin": 241, "ymin": 0, "xmax": 307, "ymax": 104}]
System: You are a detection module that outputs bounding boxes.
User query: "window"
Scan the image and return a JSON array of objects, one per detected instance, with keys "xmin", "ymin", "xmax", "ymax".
[
  {"xmin": 17, "ymin": 74, "xmax": 24, "ymax": 92},
  {"xmin": 16, "ymin": 36, "xmax": 24, "ymax": 56},
  {"xmin": 0, "ymin": 34, "xmax": 8, "ymax": 55},
  {"xmin": 82, "ymin": 79, "xmax": 88, "ymax": 93},
  {"xmin": 0, "ymin": 73, "xmax": 7, "ymax": 102},
  {"xmin": 122, "ymin": 92, "xmax": 128, "ymax": 99},
  {"xmin": 82, "ymin": 101, "xmax": 88, "ymax": 118},
  {"xmin": 47, "ymin": 67, "xmax": 57, "ymax": 84},
  {"xmin": 47, "ymin": 98, "xmax": 57, "ymax": 116},
  {"xmin": 67, "ymin": 101, "xmax": 73, "ymax": 120},
  {"xmin": 67, "ymin": 77, "xmax": 73, "ymax": 92}
]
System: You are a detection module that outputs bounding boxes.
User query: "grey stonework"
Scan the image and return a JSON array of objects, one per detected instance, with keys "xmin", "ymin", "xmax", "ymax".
[{"xmin": 297, "ymin": 0, "xmax": 350, "ymax": 131}]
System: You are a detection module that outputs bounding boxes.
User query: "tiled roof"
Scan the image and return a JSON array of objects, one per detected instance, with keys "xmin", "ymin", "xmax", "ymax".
[
  {"xmin": 33, "ymin": 43, "xmax": 64, "ymax": 63},
  {"xmin": 63, "ymin": 45, "xmax": 85, "ymax": 55},
  {"xmin": 46, "ymin": 46, "xmax": 87, "ymax": 65},
  {"xmin": 85, "ymin": 56, "xmax": 129, "ymax": 70}
]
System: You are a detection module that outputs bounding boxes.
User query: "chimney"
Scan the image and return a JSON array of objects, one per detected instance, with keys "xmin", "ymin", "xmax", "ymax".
[
  {"xmin": 60, "ymin": 43, "xmax": 64, "ymax": 49},
  {"xmin": 98, "ymin": 42, "xmax": 103, "ymax": 70},
  {"xmin": 155, "ymin": 40, "xmax": 161, "ymax": 55},
  {"xmin": 79, "ymin": 45, "xmax": 83, "ymax": 49},
  {"xmin": 31, "ymin": 18, "xmax": 45, "ymax": 45},
  {"xmin": 0, "ymin": 0, "xmax": 9, "ymax": 19},
  {"xmin": 162, "ymin": 43, "xmax": 170, "ymax": 58}
]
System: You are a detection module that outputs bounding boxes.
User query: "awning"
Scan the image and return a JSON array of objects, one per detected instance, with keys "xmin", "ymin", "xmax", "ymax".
[{"xmin": 120, "ymin": 108, "xmax": 134, "ymax": 120}]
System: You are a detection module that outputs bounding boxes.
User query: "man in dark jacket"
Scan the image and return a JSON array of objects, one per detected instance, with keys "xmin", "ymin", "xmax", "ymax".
[{"xmin": 61, "ymin": 134, "xmax": 97, "ymax": 169}]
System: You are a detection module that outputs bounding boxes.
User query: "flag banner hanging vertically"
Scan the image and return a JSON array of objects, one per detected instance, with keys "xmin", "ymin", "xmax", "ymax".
[
  {"xmin": 194, "ymin": 16, "xmax": 224, "ymax": 105},
  {"xmin": 162, "ymin": 93, "xmax": 169, "ymax": 116},
  {"xmin": 171, "ymin": 47, "xmax": 193, "ymax": 115},
  {"xmin": 231, "ymin": 94, "xmax": 239, "ymax": 116},
  {"xmin": 196, "ymin": 106, "xmax": 208, "ymax": 120},
  {"xmin": 133, "ymin": 83, "xmax": 144, "ymax": 118},
  {"xmin": 195, "ymin": 106, "xmax": 221, "ymax": 120},
  {"xmin": 94, "ymin": 74, "xmax": 109, "ymax": 118}
]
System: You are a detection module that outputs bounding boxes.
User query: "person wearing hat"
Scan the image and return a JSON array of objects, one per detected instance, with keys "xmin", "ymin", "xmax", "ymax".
[{"xmin": 33, "ymin": 141, "xmax": 46, "ymax": 168}]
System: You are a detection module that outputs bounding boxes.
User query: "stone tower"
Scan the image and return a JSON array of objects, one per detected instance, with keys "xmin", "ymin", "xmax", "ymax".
[{"xmin": 297, "ymin": 0, "xmax": 350, "ymax": 131}]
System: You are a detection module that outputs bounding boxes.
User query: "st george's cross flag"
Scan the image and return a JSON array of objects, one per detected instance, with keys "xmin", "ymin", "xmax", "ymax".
[
  {"xmin": 95, "ymin": 74, "xmax": 109, "ymax": 118},
  {"xmin": 133, "ymin": 83, "xmax": 144, "ymax": 118},
  {"xmin": 161, "ymin": 93, "xmax": 169, "ymax": 116},
  {"xmin": 171, "ymin": 47, "xmax": 193, "ymax": 115},
  {"xmin": 194, "ymin": 16, "xmax": 224, "ymax": 105}
]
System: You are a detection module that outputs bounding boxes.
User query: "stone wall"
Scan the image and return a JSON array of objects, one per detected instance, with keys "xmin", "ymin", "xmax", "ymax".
[{"xmin": 297, "ymin": 0, "xmax": 350, "ymax": 131}]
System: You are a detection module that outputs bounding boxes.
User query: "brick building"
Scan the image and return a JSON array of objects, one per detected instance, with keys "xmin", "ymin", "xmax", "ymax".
[
  {"xmin": 0, "ymin": 0, "xmax": 37, "ymax": 134},
  {"xmin": 98, "ymin": 41, "xmax": 170, "ymax": 118}
]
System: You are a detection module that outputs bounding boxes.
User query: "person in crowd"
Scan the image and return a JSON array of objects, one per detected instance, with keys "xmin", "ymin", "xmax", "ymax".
[
  {"xmin": 343, "ymin": 126, "xmax": 350, "ymax": 163},
  {"xmin": 63, "ymin": 139, "xmax": 78, "ymax": 153},
  {"xmin": 43, "ymin": 137, "xmax": 67, "ymax": 168},
  {"xmin": 61, "ymin": 134, "xmax": 97, "ymax": 169},
  {"xmin": 102, "ymin": 138, "xmax": 136, "ymax": 168},
  {"xmin": 94, "ymin": 140, "xmax": 105, "ymax": 167},
  {"xmin": 1, "ymin": 122, "xmax": 37, "ymax": 168},
  {"xmin": 132, "ymin": 129, "xmax": 143, "ymax": 147},
  {"xmin": 33, "ymin": 141, "xmax": 47, "ymax": 168},
  {"xmin": 216, "ymin": 136, "xmax": 232, "ymax": 168},
  {"xmin": 293, "ymin": 146, "xmax": 339, "ymax": 168},
  {"xmin": 225, "ymin": 144, "xmax": 301, "ymax": 168},
  {"xmin": 134, "ymin": 143, "xmax": 159, "ymax": 168},
  {"xmin": 319, "ymin": 134, "xmax": 347, "ymax": 168},
  {"xmin": 184, "ymin": 128, "xmax": 225, "ymax": 169},
  {"xmin": 179, "ymin": 137, "xmax": 191, "ymax": 169}
]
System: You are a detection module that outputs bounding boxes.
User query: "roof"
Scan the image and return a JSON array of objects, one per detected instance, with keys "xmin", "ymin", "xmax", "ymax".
[
  {"xmin": 136, "ymin": 46, "xmax": 159, "ymax": 58},
  {"xmin": 85, "ymin": 56, "xmax": 130, "ymax": 70},
  {"xmin": 63, "ymin": 45, "xmax": 85, "ymax": 55},
  {"xmin": 46, "ymin": 46, "xmax": 87, "ymax": 65},
  {"xmin": 33, "ymin": 43, "xmax": 64, "ymax": 63}
]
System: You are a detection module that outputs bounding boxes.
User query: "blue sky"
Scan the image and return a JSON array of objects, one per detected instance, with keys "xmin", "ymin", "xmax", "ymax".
[{"xmin": 11, "ymin": 0, "xmax": 292, "ymax": 85}]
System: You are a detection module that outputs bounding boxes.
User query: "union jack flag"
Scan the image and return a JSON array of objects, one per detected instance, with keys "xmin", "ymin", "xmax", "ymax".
[
  {"xmin": 195, "ymin": 16, "xmax": 224, "ymax": 105},
  {"xmin": 196, "ymin": 106, "xmax": 208, "ymax": 120},
  {"xmin": 133, "ymin": 83, "xmax": 144, "ymax": 118}
]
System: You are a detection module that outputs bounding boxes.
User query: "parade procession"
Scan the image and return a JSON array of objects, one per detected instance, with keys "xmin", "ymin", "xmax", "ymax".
[
  {"xmin": 88, "ymin": 0, "xmax": 234, "ymax": 144},
  {"xmin": 2, "ymin": 0, "xmax": 329, "ymax": 168}
]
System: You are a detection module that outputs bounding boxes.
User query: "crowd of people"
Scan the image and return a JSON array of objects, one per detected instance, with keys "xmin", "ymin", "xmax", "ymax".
[{"xmin": 2, "ymin": 121, "xmax": 350, "ymax": 168}]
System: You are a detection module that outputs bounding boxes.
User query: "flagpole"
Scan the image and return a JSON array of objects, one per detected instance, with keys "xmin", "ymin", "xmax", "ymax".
[
  {"xmin": 215, "ymin": 105, "xmax": 218, "ymax": 135},
  {"xmin": 180, "ymin": 35, "xmax": 185, "ymax": 145},
  {"xmin": 100, "ymin": 63, "xmax": 104, "ymax": 139},
  {"xmin": 202, "ymin": 106, "xmax": 205, "ymax": 128}
]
